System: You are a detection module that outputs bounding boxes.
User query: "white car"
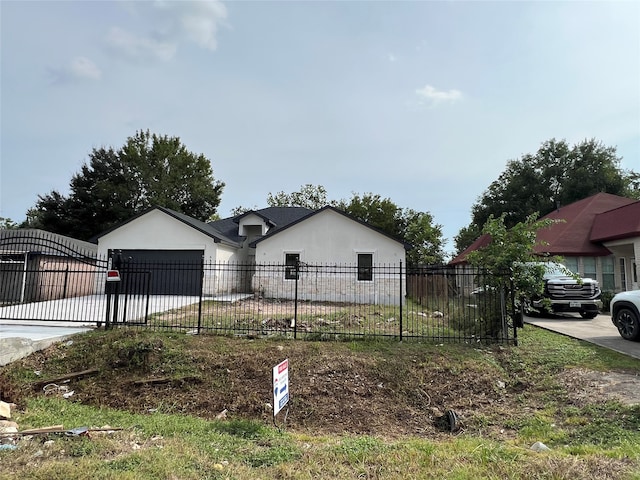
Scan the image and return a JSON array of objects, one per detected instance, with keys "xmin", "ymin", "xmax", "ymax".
[{"xmin": 610, "ymin": 290, "xmax": 640, "ymax": 341}]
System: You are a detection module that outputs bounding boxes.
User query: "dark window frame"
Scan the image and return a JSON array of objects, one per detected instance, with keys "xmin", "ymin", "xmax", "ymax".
[
  {"xmin": 285, "ymin": 253, "xmax": 300, "ymax": 280},
  {"xmin": 357, "ymin": 253, "xmax": 373, "ymax": 281}
]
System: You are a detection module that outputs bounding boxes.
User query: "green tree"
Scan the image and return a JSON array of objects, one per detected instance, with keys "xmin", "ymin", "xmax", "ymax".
[
  {"xmin": 453, "ymin": 224, "xmax": 481, "ymax": 255},
  {"xmin": 457, "ymin": 138, "xmax": 638, "ymax": 253},
  {"xmin": 336, "ymin": 193, "xmax": 445, "ymax": 265},
  {"xmin": 0, "ymin": 217, "xmax": 18, "ymax": 229},
  {"xmin": 237, "ymin": 186, "xmax": 446, "ymax": 265},
  {"xmin": 267, "ymin": 184, "xmax": 328, "ymax": 210},
  {"xmin": 334, "ymin": 193, "xmax": 405, "ymax": 238},
  {"xmin": 25, "ymin": 130, "xmax": 224, "ymax": 240},
  {"xmin": 403, "ymin": 209, "xmax": 444, "ymax": 265},
  {"xmin": 465, "ymin": 213, "xmax": 559, "ymax": 339}
]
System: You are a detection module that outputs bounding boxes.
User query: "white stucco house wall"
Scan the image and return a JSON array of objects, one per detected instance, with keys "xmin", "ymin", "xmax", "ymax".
[
  {"xmin": 251, "ymin": 206, "xmax": 408, "ymax": 305},
  {"xmin": 96, "ymin": 207, "xmax": 243, "ymax": 295},
  {"xmin": 95, "ymin": 205, "xmax": 408, "ymax": 303}
]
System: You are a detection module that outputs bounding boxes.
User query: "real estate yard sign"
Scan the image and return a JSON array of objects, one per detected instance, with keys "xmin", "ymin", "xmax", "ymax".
[{"xmin": 273, "ymin": 359, "xmax": 289, "ymax": 416}]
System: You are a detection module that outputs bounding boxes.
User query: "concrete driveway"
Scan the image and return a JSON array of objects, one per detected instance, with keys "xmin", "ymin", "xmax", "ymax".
[
  {"xmin": 525, "ymin": 312, "xmax": 640, "ymax": 360},
  {"xmin": 0, "ymin": 323, "xmax": 93, "ymax": 366},
  {"xmin": 0, "ymin": 294, "xmax": 252, "ymax": 366}
]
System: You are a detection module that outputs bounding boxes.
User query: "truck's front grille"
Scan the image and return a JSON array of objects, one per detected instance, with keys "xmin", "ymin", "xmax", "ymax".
[{"xmin": 547, "ymin": 282, "xmax": 598, "ymax": 299}]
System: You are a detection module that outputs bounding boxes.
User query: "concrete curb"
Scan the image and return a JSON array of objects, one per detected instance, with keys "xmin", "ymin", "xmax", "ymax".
[{"xmin": 0, "ymin": 336, "xmax": 76, "ymax": 367}]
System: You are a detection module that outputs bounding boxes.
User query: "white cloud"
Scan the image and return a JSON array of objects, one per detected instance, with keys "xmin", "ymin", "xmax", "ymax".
[
  {"xmin": 106, "ymin": 0, "xmax": 227, "ymax": 61},
  {"xmin": 415, "ymin": 84, "xmax": 463, "ymax": 104},
  {"xmin": 180, "ymin": 1, "xmax": 227, "ymax": 51},
  {"xmin": 70, "ymin": 57, "xmax": 102, "ymax": 80},
  {"xmin": 388, "ymin": 53, "xmax": 397, "ymax": 62},
  {"xmin": 47, "ymin": 56, "xmax": 102, "ymax": 84},
  {"xmin": 106, "ymin": 26, "xmax": 177, "ymax": 62}
]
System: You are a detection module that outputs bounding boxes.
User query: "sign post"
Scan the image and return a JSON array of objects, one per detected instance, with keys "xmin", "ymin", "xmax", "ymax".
[{"xmin": 272, "ymin": 359, "xmax": 289, "ymax": 422}]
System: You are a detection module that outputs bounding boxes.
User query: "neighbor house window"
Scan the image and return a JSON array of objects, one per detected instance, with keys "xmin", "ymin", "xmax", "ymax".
[
  {"xmin": 357, "ymin": 253, "xmax": 373, "ymax": 281},
  {"xmin": 602, "ymin": 256, "xmax": 614, "ymax": 291},
  {"xmin": 583, "ymin": 257, "xmax": 596, "ymax": 280},
  {"xmin": 563, "ymin": 257, "xmax": 579, "ymax": 274},
  {"xmin": 284, "ymin": 253, "xmax": 299, "ymax": 280},
  {"xmin": 620, "ymin": 258, "xmax": 627, "ymax": 291}
]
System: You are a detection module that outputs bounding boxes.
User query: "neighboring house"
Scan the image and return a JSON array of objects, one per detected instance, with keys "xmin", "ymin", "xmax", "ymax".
[
  {"xmin": 0, "ymin": 229, "xmax": 99, "ymax": 303},
  {"xmin": 450, "ymin": 193, "xmax": 640, "ymax": 292},
  {"xmin": 96, "ymin": 205, "xmax": 408, "ymax": 302}
]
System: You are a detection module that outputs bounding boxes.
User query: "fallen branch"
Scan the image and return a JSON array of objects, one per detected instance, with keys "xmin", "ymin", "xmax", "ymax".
[
  {"xmin": 0, "ymin": 426, "xmax": 123, "ymax": 437},
  {"xmin": 33, "ymin": 368, "xmax": 100, "ymax": 387},
  {"xmin": 130, "ymin": 376, "xmax": 201, "ymax": 387}
]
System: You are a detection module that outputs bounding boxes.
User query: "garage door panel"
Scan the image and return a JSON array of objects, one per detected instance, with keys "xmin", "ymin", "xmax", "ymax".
[{"xmin": 116, "ymin": 250, "xmax": 203, "ymax": 295}]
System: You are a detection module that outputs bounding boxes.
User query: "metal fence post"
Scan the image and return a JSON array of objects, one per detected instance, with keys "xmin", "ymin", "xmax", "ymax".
[
  {"xmin": 293, "ymin": 259, "xmax": 299, "ymax": 339},
  {"xmin": 197, "ymin": 256, "xmax": 204, "ymax": 335},
  {"xmin": 511, "ymin": 276, "xmax": 519, "ymax": 346},
  {"xmin": 399, "ymin": 261, "xmax": 403, "ymax": 342}
]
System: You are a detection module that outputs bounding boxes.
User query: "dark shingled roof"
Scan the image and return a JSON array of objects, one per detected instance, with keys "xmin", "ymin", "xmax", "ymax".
[
  {"xmin": 233, "ymin": 207, "xmax": 314, "ymax": 228},
  {"xmin": 208, "ymin": 207, "xmax": 314, "ymax": 242}
]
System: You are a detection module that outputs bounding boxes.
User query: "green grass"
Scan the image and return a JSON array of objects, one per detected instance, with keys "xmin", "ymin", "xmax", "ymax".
[
  {"xmin": 3, "ymin": 403, "xmax": 637, "ymax": 480},
  {"xmin": 1, "ymin": 326, "xmax": 640, "ymax": 479}
]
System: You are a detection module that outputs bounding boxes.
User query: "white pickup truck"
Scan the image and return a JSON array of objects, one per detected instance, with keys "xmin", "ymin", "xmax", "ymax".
[{"xmin": 527, "ymin": 262, "xmax": 602, "ymax": 319}]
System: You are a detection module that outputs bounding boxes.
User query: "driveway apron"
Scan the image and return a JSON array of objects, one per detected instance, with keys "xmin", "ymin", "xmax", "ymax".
[{"xmin": 525, "ymin": 313, "xmax": 640, "ymax": 360}]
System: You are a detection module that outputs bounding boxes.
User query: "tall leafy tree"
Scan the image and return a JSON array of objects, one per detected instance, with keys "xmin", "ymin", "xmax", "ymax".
[
  {"xmin": 334, "ymin": 193, "xmax": 405, "ymax": 238},
  {"xmin": 267, "ymin": 184, "xmax": 328, "ymax": 210},
  {"xmin": 457, "ymin": 138, "xmax": 638, "ymax": 253},
  {"xmin": 403, "ymin": 209, "xmax": 445, "ymax": 265},
  {"xmin": 453, "ymin": 224, "xmax": 481, "ymax": 255},
  {"xmin": 237, "ymin": 186, "xmax": 445, "ymax": 265},
  {"xmin": 0, "ymin": 217, "xmax": 18, "ymax": 230},
  {"xmin": 336, "ymin": 193, "xmax": 445, "ymax": 265},
  {"xmin": 25, "ymin": 130, "xmax": 224, "ymax": 240},
  {"xmin": 465, "ymin": 213, "xmax": 559, "ymax": 338}
]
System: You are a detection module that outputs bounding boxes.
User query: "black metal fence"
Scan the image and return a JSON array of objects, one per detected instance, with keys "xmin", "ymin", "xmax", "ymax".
[{"xmin": 0, "ymin": 255, "xmax": 518, "ymax": 344}]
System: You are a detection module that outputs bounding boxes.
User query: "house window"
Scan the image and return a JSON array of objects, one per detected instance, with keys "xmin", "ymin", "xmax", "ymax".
[
  {"xmin": 583, "ymin": 257, "xmax": 596, "ymax": 280},
  {"xmin": 357, "ymin": 253, "xmax": 373, "ymax": 281},
  {"xmin": 601, "ymin": 257, "xmax": 614, "ymax": 291},
  {"xmin": 563, "ymin": 257, "xmax": 579, "ymax": 274},
  {"xmin": 284, "ymin": 253, "xmax": 299, "ymax": 280},
  {"xmin": 620, "ymin": 258, "xmax": 627, "ymax": 291}
]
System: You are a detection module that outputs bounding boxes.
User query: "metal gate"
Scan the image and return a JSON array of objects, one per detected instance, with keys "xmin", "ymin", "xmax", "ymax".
[{"xmin": 0, "ymin": 229, "xmax": 107, "ymax": 324}]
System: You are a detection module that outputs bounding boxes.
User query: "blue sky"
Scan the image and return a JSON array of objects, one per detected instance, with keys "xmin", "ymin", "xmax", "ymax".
[{"xmin": 1, "ymin": 0, "xmax": 638, "ymax": 254}]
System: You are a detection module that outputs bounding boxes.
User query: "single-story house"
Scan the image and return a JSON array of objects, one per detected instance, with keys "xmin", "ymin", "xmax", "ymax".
[
  {"xmin": 250, "ymin": 206, "xmax": 408, "ymax": 304},
  {"xmin": 0, "ymin": 229, "xmax": 99, "ymax": 303},
  {"xmin": 96, "ymin": 205, "xmax": 409, "ymax": 303},
  {"xmin": 450, "ymin": 193, "xmax": 640, "ymax": 293}
]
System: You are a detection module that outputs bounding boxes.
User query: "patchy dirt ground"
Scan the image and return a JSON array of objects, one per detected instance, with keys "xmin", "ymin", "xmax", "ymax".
[
  {"xmin": 559, "ymin": 368, "xmax": 640, "ymax": 406},
  {"xmin": 1, "ymin": 330, "xmax": 639, "ymax": 439}
]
